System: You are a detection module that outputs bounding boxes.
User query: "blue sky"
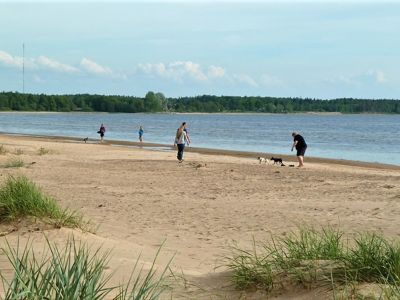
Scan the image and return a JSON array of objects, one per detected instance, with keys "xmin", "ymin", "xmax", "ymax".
[{"xmin": 0, "ymin": 1, "xmax": 399, "ymax": 99}]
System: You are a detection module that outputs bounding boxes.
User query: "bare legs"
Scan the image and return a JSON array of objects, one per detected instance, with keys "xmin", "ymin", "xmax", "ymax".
[{"xmin": 297, "ymin": 155, "xmax": 304, "ymax": 167}]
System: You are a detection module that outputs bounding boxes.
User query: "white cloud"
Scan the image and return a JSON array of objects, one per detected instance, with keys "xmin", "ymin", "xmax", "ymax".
[
  {"xmin": 0, "ymin": 50, "xmax": 23, "ymax": 68},
  {"xmin": 37, "ymin": 56, "xmax": 79, "ymax": 73},
  {"xmin": 208, "ymin": 65, "xmax": 225, "ymax": 78},
  {"xmin": 366, "ymin": 70, "xmax": 387, "ymax": 83},
  {"xmin": 232, "ymin": 73, "xmax": 258, "ymax": 87},
  {"xmin": 138, "ymin": 61, "xmax": 275, "ymax": 89},
  {"xmin": 80, "ymin": 58, "xmax": 113, "ymax": 75},
  {"xmin": 169, "ymin": 61, "xmax": 208, "ymax": 81},
  {"xmin": 0, "ymin": 50, "xmax": 78, "ymax": 74},
  {"xmin": 138, "ymin": 61, "xmax": 227, "ymax": 82},
  {"xmin": 329, "ymin": 69, "xmax": 388, "ymax": 86}
]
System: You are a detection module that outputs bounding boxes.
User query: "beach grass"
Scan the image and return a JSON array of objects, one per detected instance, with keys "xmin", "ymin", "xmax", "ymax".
[
  {"xmin": 14, "ymin": 148, "xmax": 24, "ymax": 155},
  {"xmin": 3, "ymin": 158, "xmax": 25, "ymax": 168},
  {"xmin": 0, "ymin": 176, "xmax": 82, "ymax": 228},
  {"xmin": 226, "ymin": 226, "xmax": 400, "ymax": 298},
  {"xmin": 118, "ymin": 241, "xmax": 174, "ymax": 300},
  {"xmin": 0, "ymin": 237, "xmax": 172, "ymax": 300},
  {"xmin": 0, "ymin": 145, "xmax": 8, "ymax": 155},
  {"xmin": 37, "ymin": 147, "xmax": 50, "ymax": 155}
]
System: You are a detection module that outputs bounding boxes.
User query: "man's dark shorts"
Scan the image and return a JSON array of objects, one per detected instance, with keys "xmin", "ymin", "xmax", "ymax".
[{"xmin": 297, "ymin": 146, "xmax": 307, "ymax": 157}]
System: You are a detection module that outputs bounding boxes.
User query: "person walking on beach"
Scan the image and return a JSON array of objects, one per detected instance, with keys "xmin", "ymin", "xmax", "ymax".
[
  {"xmin": 291, "ymin": 132, "xmax": 307, "ymax": 167},
  {"xmin": 98, "ymin": 123, "xmax": 106, "ymax": 143},
  {"xmin": 138, "ymin": 126, "xmax": 144, "ymax": 142},
  {"xmin": 174, "ymin": 122, "xmax": 190, "ymax": 162}
]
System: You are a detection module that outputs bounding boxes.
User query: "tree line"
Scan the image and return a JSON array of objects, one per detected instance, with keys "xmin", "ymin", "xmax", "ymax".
[{"xmin": 0, "ymin": 91, "xmax": 399, "ymax": 114}]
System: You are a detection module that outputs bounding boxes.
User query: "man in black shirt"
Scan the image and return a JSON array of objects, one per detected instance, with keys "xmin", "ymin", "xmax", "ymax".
[{"xmin": 291, "ymin": 132, "xmax": 307, "ymax": 167}]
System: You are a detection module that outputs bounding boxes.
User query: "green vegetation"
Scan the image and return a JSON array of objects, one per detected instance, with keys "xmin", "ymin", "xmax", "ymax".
[
  {"xmin": 0, "ymin": 176, "xmax": 81, "ymax": 228},
  {"xmin": 37, "ymin": 147, "xmax": 50, "ymax": 155},
  {"xmin": 3, "ymin": 158, "xmax": 24, "ymax": 168},
  {"xmin": 0, "ymin": 91, "xmax": 399, "ymax": 113},
  {"xmin": 0, "ymin": 238, "xmax": 172, "ymax": 300},
  {"xmin": 226, "ymin": 226, "xmax": 400, "ymax": 298}
]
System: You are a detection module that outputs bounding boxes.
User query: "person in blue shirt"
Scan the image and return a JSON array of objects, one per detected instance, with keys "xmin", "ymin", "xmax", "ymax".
[{"xmin": 138, "ymin": 126, "xmax": 144, "ymax": 142}]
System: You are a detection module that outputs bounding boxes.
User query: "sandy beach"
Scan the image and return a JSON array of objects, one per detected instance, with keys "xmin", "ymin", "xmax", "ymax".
[{"xmin": 0, "ymin": 134, "xmax": 399, "ymax": 299}]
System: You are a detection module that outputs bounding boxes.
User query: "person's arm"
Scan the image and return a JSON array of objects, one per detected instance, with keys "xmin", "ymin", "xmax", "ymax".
[
  {"xmin": 174, "ymin": 133, "xmax": 178, "ymax": 147},
  {"xmin": 291, "ymin": 140, "xmax": 297, "ymax": 152},
  {"xmin": 186, "ymin": 133, "xmax": 191, "ymax": 145}
]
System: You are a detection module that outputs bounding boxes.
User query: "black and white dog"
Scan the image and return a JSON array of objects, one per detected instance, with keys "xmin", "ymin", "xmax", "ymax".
[
  {"xmin": 270, "ymin": 157, "xmax": 283, "ymax": 165},
  {"xmin": 257, "ymin": 157, "xmax": 269, "ymax": 164}
]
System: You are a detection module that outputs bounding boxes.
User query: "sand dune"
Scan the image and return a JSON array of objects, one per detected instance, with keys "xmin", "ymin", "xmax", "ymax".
[{"xmin": 0, "ymin": 134, "xmax": 399, "ymax": 299}]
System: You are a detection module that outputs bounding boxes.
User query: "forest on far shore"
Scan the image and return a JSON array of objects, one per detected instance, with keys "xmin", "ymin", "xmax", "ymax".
[{"xmin": 0, "ymin": 91, "xmax": 399, "ymax": 114}]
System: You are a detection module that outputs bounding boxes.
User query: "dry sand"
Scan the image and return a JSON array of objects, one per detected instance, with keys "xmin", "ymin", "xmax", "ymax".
[{"xmin": 0, "ymin": 134, "xmax": 399, "ymax": 299}]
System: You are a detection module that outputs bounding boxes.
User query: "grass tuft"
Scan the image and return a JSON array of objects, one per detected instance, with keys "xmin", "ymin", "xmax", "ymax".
[
  {"xmin": 14, "ymin": 148, "xmax": 24, "ymax": 155},
  {"xmin": 37, "ymin": 147, "xmax": 50, "ymax": 155},
  {"xmin": 118, "ymin": 241, "xmax": 174, "ymax": 300},
  {"xmin": 0, "ymin": 144, "xmax": 8, "ymax": 155},
  {"xmin": 3, "ymin": 158, "xmax": 25, "ymax": 168},
  {"xmin": 226, "ymin": 240, "xmax": 274, "ymax": 291},
  {"xmin": 0, "ymin": 237, "xmax": 172, "ymax": 300},
  {"xmin": 0, "ymin": 176, "xmax": 82, "ymax": 228},
  {"xmin": 226, "ymin": 226, "xmax": 400, "ymax": 298}
]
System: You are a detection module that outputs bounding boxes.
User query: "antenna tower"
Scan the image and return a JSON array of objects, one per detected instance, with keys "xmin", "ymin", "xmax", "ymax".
[{"xmin": 22, "ymin": 43, "xmax": 25, "ymax": 93}]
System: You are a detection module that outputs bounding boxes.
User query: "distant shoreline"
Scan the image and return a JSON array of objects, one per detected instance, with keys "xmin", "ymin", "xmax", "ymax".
[
  {"xmin": 2, "ymin": 132, "xmax": 399, "ymax": 170},
  {"xmin": 2, "ymin": 111, "xmax": 399, "ymax": 116}
]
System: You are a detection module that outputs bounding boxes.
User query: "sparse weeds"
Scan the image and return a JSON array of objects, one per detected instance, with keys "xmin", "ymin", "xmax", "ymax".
[
  {"xmin": 37, "ymin": 147, "xmax": 51, "ymax": 155},
  {"xmin": 0, "ymin": 237, "xmax": 172, "ymax": 300},
  {"xmin": 3, "ymin": 158, "xmax": 24, "ymax": 168},
  {"xmin": 0, "ymin": 144, "xmax": 8, "ymax": 155},
  {"xmin": 14, "ymin": 148, "xmax": 24, "ymax": 155},
  {"xmin": 226, "ymin": 226, "xmax": 400, "ymax": 298}
]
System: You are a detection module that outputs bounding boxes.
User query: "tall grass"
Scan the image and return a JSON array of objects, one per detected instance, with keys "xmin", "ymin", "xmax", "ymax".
[
  {"xmin": 118, "ymin": 242, "xmax": 174, "ymax": 300},
  {"xmin": 226, "ymin": 226, "xmax": 400, "ymax": 298},
  {"xmin": 0, "ymin": 238, "xmax": 172, "ymax": 300},
  {"xmin": 226, "ymin": 240, "xmax": 274, "ymax": 291},
  {"xmin": 0, "ymin": 176, "xmax": 81, "ymax": 228}
]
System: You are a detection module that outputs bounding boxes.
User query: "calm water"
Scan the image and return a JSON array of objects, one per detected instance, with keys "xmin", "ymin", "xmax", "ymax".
[{"xmin": 0, "ymin": 112, "xmax": 399, "ymax": 165}]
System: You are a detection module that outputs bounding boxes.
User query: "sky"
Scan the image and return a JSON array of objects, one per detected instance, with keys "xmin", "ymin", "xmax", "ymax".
[{"xmin": 0, "ymin": 1, "xmax": 399, "ymax": 99}]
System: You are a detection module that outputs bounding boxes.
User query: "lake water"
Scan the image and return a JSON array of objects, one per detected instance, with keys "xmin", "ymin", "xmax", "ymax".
[{"xmin": 0, "ymin": 112, "xmax": 399, "ymax": 165}]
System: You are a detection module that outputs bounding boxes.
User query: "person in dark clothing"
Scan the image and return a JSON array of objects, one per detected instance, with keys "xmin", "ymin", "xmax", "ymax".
[
  {"xmin": 291, "ymin": 132, "xmax": 307, "ymax": 167},
  {"xmin": 98, "ymin": 123, "xmax": 106, "ymax": 143}
]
